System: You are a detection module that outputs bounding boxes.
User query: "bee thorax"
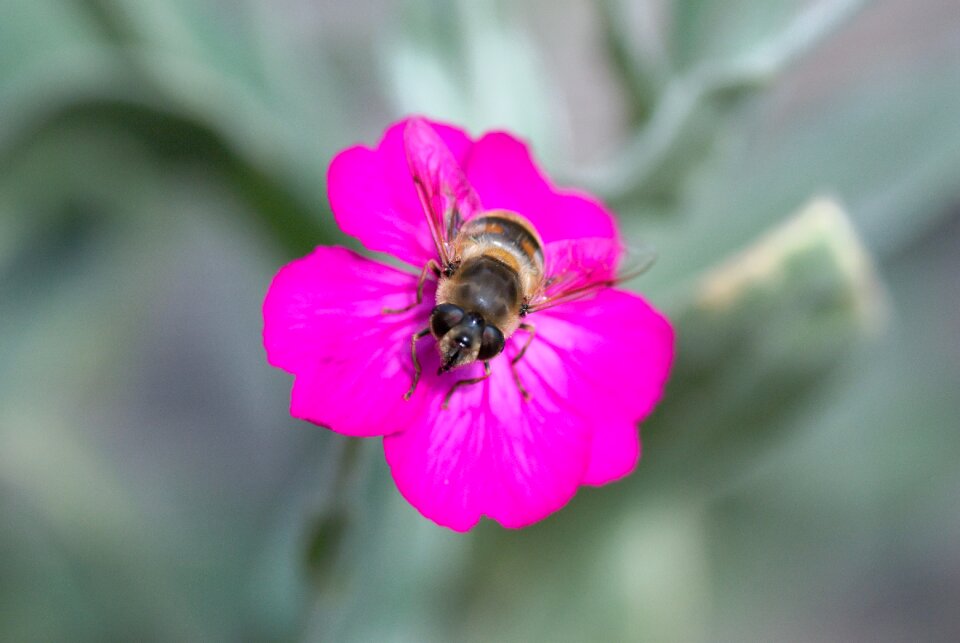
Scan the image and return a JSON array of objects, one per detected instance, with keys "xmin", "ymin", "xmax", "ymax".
[{"xmin": 437, "ymin": 255, "xmax": 522, "ymax": 335}]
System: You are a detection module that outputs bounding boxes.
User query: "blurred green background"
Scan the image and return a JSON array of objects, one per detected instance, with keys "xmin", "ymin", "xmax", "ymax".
[{"xmin": 2, "ymin": 0, "xmax": 959, "ymax": 640}]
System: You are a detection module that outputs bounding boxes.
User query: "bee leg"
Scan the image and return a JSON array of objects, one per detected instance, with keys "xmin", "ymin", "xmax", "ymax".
[
  {"xmin": 510, "ymin": 323, "xmax": 536, "ymax": 402},
  {"xmin": 383, "ymin": 259, "xmax": 441, "ymax": 314},
  {"xmin": 404, "ymin": 327, "xmax": 431, "ymax": 399},
  {"xmin": 441, "ymin": 361, "xmax": 491, "ymax": 410}
]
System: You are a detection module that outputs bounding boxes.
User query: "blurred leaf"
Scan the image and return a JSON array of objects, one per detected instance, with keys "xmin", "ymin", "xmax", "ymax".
[
  {"xmin": 670, "ymin": 0, "xmax": 810, "ymax": 70},
  {"xmin": 643, "ymin": 198, "xmax": 886, "ymax": 484},
  {"xmin": 596, "ymin": 0, "xmax": 670, "ymax": 126},
  {"xmin": 1, "ymin": 0, "xmax": 349, "ymax": 259},
  {"xmin": 0, "ymin": 490, "xmax": 97, "ymax": 641},
  {"xmin": 385, "ymin": 0, "xmax": 569, "ymax": 163},
  {"xmin": 0, "ymin": 112, "xmax": 338, "ymax": 638},
  {"xmin": 693, "ymin": 197, "xmax": 886, "ymax": 333},
  {"xmin": 629, "ymin": 40, "xmax": 960, "ymax": 302},
  {"xmin": 704, "ymin": 211, "xmax": 960, "ymax": 640},
  {"xmin": 585, "ymin": 0, "xmax": 868, "ymax": 204},
  {"xmin": 0, "ymin": 144, "xmax": 199, "ymax": 638},
  {"xmin": 305, "ymin": 510, "xmax": 350, "ymax": 587},
  {"xmin": 0, "ymin": 1, "xmax": 101, "ymax": 81}
]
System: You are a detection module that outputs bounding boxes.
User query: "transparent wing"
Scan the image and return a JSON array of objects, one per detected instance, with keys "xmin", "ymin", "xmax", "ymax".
[
  {"xmin": 403, "ymin": 118, "xmax": 483, "ymax": 266},
  {"xmin": 526, "ymin": 237, "xmax": 657, "ymax": 314}
]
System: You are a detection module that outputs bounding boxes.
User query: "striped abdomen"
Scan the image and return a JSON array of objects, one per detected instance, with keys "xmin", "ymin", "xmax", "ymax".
[{"xmin": 458, "ymin": 211, "xmax": 544, "ymax": 293}]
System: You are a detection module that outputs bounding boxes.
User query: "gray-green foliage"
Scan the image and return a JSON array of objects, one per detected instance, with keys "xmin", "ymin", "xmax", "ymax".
[{"xmin": 1, "ymin": 0, "xmax": 958, "ymax": 641}]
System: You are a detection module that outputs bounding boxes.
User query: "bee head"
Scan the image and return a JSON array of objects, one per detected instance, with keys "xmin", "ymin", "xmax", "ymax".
[{"xmin": 430, "ymin": 304, "xmax": 506, "ymax": 373}]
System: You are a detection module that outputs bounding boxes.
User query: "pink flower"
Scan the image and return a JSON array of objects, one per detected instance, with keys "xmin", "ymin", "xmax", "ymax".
[{"xmin": 263, "ymin": 118, "xmax": 674, "ymax": 531}]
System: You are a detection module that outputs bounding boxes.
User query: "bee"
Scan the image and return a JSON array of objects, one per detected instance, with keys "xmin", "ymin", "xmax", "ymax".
[{"xmin": 388, "ymin": 119, "xmax": 652, "ymax": 408}]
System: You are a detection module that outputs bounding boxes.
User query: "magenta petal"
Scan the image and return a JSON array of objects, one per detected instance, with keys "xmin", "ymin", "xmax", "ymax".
[
  {"xmin": 328, "ymin": 119, "xmax": 473, "ymax": 267},
  {"xmin": 464, "ymin": 132, "xmax": 618, "ymax": 244},
  {"xmin": 535, "ymin": 289, "xmax": 674, "ymax": 485},
  {"xmin": 263, "ymin": 246, "xmax": 432, "ymax": 437},
  {"xmin": 383, "ymin": 359, "xmax": 592, "ymax": 531},
  {"xmin": 382, "ymin": 287, "xmax": 673, "ymax": 530},
  {"xmin": 540, "ymin": 290, "xmax": 673, "ymax": 415},
  {"xmin": 268, "ymin": 116, "xmax": 676, "ymax": 531},
  {"xmin": 582, "ymin": 416, "xmax": 641, "ymax": 486}
]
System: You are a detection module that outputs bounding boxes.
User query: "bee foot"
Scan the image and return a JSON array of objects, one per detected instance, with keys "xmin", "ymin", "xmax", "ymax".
[{"xmin": 382, "ymin": 303, "xmax": 415, "ymax": 315}]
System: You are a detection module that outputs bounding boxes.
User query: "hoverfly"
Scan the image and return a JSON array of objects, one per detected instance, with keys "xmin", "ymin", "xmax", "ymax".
[{"xmin": 389, "ymin": 118, "xmax": 654, "ymax": 408}]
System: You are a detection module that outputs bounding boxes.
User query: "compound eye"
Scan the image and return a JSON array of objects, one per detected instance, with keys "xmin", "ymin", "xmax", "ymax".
[
  {"xmin": 477, "ymin": 324, "xmax": 505, "ymax": 360},
  {"xmin": 430, "ymin": 303, "xmax": 465, "ymax": 337}
]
